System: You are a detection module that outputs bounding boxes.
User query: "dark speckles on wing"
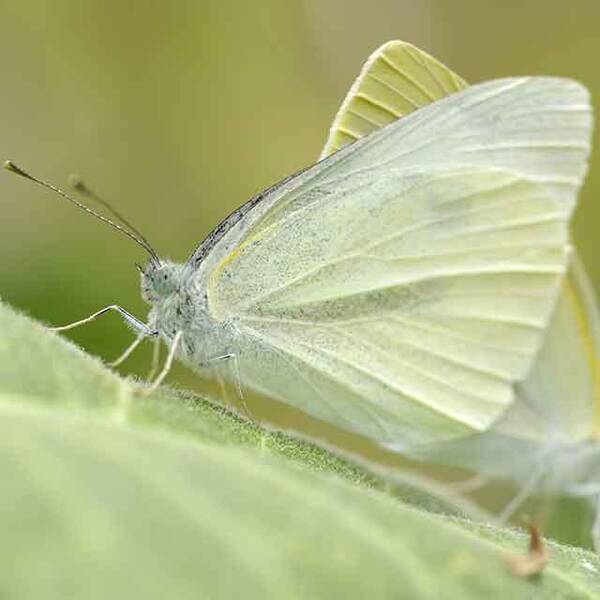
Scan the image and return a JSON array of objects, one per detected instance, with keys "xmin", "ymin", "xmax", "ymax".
[{"xmin": 186, "ymin": 165, "xmax": 314, "ymax": 269}]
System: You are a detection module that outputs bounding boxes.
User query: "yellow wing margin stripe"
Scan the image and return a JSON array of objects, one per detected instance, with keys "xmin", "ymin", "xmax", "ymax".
[{"xmin": 208, "ymin": 222, "xmax": 280, "ymax": 317}]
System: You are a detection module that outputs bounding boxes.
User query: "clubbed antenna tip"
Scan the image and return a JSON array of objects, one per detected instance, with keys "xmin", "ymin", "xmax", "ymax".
[
  {"xmin": 2, "ymin": 159, "xmax": 161, "ymax": 263},
  {"xmin": 3, "ymin": 160, "xmax": 33, "ymax": 180}
]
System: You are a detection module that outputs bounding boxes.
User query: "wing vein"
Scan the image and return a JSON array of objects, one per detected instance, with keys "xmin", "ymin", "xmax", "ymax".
[{"xmin": 379, "ymin": 53, "xmax": 437, "ymax": 101}]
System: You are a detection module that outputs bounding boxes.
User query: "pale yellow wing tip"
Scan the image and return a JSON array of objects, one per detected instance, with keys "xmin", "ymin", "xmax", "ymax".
[{"xmin": 319, "ymin": 40, "xmax": 468, "ymax": 160}]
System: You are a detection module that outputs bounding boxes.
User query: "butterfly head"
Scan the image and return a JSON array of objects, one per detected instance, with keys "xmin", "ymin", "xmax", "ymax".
[{"xmin": 140, "ymin": 260, "xmax": 184, "ymax": 305}]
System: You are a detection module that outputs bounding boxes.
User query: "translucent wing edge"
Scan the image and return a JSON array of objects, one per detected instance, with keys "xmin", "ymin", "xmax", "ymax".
[{"xmin": 568, "ymin": 252, "xmax": 600, "ymax": 435}]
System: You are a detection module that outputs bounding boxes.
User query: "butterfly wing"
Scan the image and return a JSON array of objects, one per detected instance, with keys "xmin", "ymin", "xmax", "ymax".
[
  {"xmin": 208, "ymin": 165, "xmax": 572, "ymax": 448},
  {"xmin": 511, "ymin": 253, "xmax": 600, "ymax": 441},
  {"xmin": 198, "ymin": 76, "xmax": 590, "ymax": 449},
  {"xmin": 408, "ymin": 257, "xmax": 600, "ymax": 478},
  {"xmin": 318, "ymin": 41, "xmax": 600, "ymax": 451},
  {"xmin": 187, "ymin": 42, "xmax": 468, "ymax": 276},
  {"xmin": 319, "ymin": 40, "xmax": 468, "ymax": 159},
  {"xmin": 280, "ymin": 40, "xmax": 600, "ymax": 537},
  {"xmin": 323, "ymin": 40, "xmax": 600, "ymax": 445}
]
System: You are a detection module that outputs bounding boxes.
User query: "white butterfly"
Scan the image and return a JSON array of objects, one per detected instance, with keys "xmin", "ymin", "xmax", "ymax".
[{"xmin": 6, "ymin": 41, "xmax": 592, "ymax": 459}]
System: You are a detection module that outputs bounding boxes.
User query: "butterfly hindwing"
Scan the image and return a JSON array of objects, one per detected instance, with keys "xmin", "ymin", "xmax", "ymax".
[{"xmin": 320, "ymin": 40, "xmax": 468, "ymax": 158}]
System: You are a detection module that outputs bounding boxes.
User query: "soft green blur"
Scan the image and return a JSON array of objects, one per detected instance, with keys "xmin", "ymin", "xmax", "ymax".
[{"xmin": 2, "ymin": 1, "xmax": 600, "ymax": 412}]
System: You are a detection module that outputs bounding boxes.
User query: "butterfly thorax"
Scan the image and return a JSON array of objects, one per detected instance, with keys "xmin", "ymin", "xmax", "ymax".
[{"xmin": 141, "ymin": 259, "xmax": 238, "ymax": 368}]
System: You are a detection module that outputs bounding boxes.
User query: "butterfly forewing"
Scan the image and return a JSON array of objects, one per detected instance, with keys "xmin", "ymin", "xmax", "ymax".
[
  {"xmin": 195, "ymin": 77, "xmax": 591, "ymax": 448},
  {"xmin": 317, "ymin": 41, "xmax": 600, "ymax": 456},
  {"xmin": 243, "ymin": 77, "xmax": 589, "ymax": 244}
]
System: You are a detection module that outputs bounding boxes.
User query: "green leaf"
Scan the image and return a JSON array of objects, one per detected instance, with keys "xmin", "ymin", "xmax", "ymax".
[
  {"xmin": 0, "ymin": 302, "xmax": 483, "ymax": 519},
  {"xmin": 2, "ymin": 301, "xmax": 600, "ymax": 598},
  {"xmin": 1, "ymin": 398, "xmax": 599, "ymax": 599}
]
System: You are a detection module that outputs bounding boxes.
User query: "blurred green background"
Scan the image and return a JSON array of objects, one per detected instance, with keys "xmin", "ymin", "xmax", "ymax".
[
  {"xmin": 3, "ymin": 0, "xmax": 600, "ymax": 547},
  {"xmin": 2, "ymin": 1, "xmax": 599, "ymax": 424}
]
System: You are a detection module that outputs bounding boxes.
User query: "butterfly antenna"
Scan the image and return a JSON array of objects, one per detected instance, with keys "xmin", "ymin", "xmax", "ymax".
[
  {"xmin": 3, "ymin": 160, "xmax": 161, "ymax": 264},
  {"xmin": 68, "ymin": 174, "xmax": 155, "ymax": 254}
]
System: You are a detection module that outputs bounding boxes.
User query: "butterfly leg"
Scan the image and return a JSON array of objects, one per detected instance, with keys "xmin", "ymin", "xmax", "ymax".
[
  {"xmin": 51, "ymin": 304, "xmax": 153, "ymax": 337},
  {"xmin": 145, "ymin": 330, "xmax": 183, "ymax": 394},
  {"xmin": 109, "ymin": 334, "xmax": 145, "ymax": 367},
  {"xmin": 215, "ymin": 371, "xmax": 231, "ymax": 406},
  {"xmin": 495, "ymin": 458, "xmax": 548, "ymax": 523},
  {"xmin": 209, "ymin": 353, "xmax": 253, "ymax": 420},
  {"xmin": 146, "ymin": 336, "xmax": 162, "ymax": 380}
]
